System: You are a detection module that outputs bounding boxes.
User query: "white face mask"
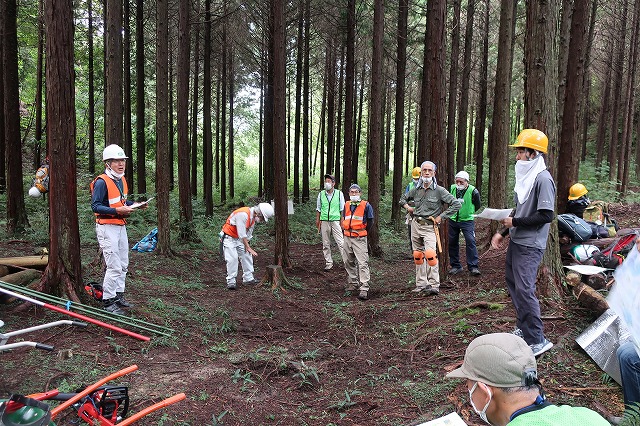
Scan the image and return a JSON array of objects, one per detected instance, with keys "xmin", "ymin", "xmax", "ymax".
[
  {"xmin": 105, "ymin": 166, "xmax": 125, "ymax": 180},
  {"xmin": 469, "ymin": 382, "xmax": 493, "ymax": 425},
  {"xmin": 324, "ymin": 182, "xmax": 333, "ymax": 191},
  {"xmin": 350, "ymin": 195, "xmax": 361, "ymax": 202},
  {"xmin": 456, "ymin": 184, "xmax": 466, "ymax": 191}
]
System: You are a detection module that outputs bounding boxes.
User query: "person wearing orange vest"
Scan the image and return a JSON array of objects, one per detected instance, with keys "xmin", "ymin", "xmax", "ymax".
[
  {"xmin": 342, "ymin": 184, "xmax": 374, "ymax": 300},
  {"xmin": 220, "ymin": 203, "xmax": 274, "ymax": 290},
  {"xmin": 90, "ymin": 144, "xmax": 143, "ymax": 315}
]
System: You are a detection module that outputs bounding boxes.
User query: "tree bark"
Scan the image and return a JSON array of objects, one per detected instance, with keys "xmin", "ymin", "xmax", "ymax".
[
  {"xmin": 221, "ymin": 9, "xmax": 228, "ymax": 203},
  {"xmin": 271, "ymin": 0, "xmax": 290, "ymax": 267},
  {"xmin": 43, "ymin": 0, "xmax": 83, "ymax": 298},
  {"xmin": 191, "ymin": 7, "xmax": 200, "ymax": 197},
  {"xmin": 473, "ymin": 0, "xmax": 489, "ymax": 194},
  {"xmin": 391, "ymin": 0, "xmax": 408, "ymax": 222},
  {"xmin": 341, "ymin": 0, "xmax": 356, "ymax": 194},
  {"xmin": 367, "ymin": 0, "xmax": 384, "ymax": 258},
  {"xmin": 3, "ymin": 0, "xmax": 28, "ymax": 234},
  {"xmin": 229, "ymin": 45, "xmax": 236, "ymax": 200},
  {"xmin": 0, "ymin": 5, "xmax": 5, "ymax": 194},
  {"xmin": 456, "ymin": 0, "xmax": 475, "ymax": 173},
  {"xmin": 135, "ymin": 0, "xmax": 146, "ymax": 194},
  {"xmin": 123, "ymin": 0, "xmax": 133, "ymax": 190},
  {"xmin": 446, "ymin": 0, "xmax": 461, "ymax": 177},
  {"xmin": 293, "ymin": 0, "xmax": 303, "ymax": 203},
  {"xmin": 301, "ymin": 0, "xmax": 310, "ymax": 201},
  {"xmin": 34, "ymin": 0, "xmax": 45, "ymax": 170},
  {"xmin": 594, "ymin": 40, "xmax": 613, "ymax": 171},
  {"xmin": 105, "ymin": 0, "xmax": 123, "ymax": 146},
  {"xmin": 203, "ymin": 0, "xmax": 213, "ymax": 215}
]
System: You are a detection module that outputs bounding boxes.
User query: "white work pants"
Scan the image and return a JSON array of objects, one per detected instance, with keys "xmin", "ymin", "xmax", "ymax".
[
  {"xmin": 223, "ymin": 236, "xmax": 255, "ymax": 285},
  {"xmin": 320, "ymin": 221, "xmax": 345, "ymax": 268},
  {"xmin": 96, "ymin": 224, "xmax": 129, "ymax": 299}
]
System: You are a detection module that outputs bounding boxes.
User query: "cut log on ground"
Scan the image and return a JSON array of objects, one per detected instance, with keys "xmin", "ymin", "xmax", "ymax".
[
  {"xmin": 0, "ymin": 255, "xmax": 48, "ymax": 269},
  {"xmin": 0, "ymin": 269, "xmax": 43, "ymax": 303},
  {"xmin": 565, "ymin": 272, "xmax": 582, "ymax": 287},
  {"xmin": 260, "ymin": 265, "xmax": 295, "ymax": 292},
  {"xmin": 572, "ymin": 282, "xmax": 609, "ymax": 316},
  {"xmin": 0, "ymin": 265, "xmax": 9, "ymax": 277}
]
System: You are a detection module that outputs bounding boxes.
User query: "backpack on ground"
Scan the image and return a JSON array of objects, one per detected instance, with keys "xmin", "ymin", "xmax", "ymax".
[
  {"xmin": 558, "ymin": 213, "xmax": 592, "ymax": 243},
  {"xmin": 590, "ymin": 232, "xmax": 638, "ymax": 269},
  {"xmin": 583, "ymin": 200, "xmax": 608, "ymax": 224}
]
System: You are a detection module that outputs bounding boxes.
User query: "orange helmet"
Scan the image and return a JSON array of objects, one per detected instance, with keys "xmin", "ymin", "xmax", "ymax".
[
  {"xmin": 568, "ymin": 183, "xmax": 588, "ymax": 200},
  {"xmin": 411, "ymin": 167, "xmax": 421, "ymax": 179},
  {"xmin": 510, "ymin": 129, "xmax": 548, "ymax": 154}
]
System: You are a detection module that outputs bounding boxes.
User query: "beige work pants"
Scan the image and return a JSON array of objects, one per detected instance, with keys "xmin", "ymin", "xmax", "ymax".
[
  {"xmin": 343, "ymin": 236, "xmax": 370, "ymax": 291},
  {"xmin": 320, "ymin": 221, "xmax": 345, "ymax": 268},
  {"xmin": 411, "ymin": 220, "xmax": 439, "ymax": 289}
]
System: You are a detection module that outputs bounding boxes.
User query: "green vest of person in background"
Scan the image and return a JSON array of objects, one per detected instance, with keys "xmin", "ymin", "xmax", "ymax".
[{"xmin": 449, "ymin": 184, "xmax": 476, "ymax": 222}]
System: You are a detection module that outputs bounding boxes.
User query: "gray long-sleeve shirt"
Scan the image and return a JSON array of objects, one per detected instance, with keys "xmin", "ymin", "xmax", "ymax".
[{"xmin": 399, "ymin": 182, "xmax": 462, "ymax": 219}]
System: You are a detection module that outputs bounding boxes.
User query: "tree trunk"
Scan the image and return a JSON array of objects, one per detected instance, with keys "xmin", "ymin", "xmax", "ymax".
[
  {"xmin": 3, "ymin": 0, "xmax": 28, "ymax": 234},
  {"xmin": 326, "ymin": 38, "xmax": 336, "ymax": 176},
  {"xmin": 221, "ymin": 9, "xmax": 228, "ymax": 203},
  {"xmin": 203, "ymin": 0, "xmax": 213, "ymax": 215},
  {"xmin": 135, "ymin": 0, "xmax": 146, "ymax": 194},
  {"xmin": 595, "ymin": 40, "xmax": 613, "ymax": 171},
  {"xmin": 34, "ymin": 0, "xmax": 45, "ymax": 170},
  {"xmin": 456, "ymin": 0, "xmax": 475, "ymax": 173},
  {"xmin": 43, "ymin": 0, "xmax": 83, "ymax": 299},
  {"xmin": 488, "ymin": 0, "xmax": 515, "ymax": 212},
  {"xmin": 473, "ymin": 0, "xmax": 489, "ymax": 193},
  {"xmin": 190, "ymin": 8, "xmax": 200, "ymax": 197},
  {"xmin": 105, "ymin": 0, "xmax": 123, "ymax": 146},
  {"xmin": 341, "ymin": 0, "xmax": 356, "ymax": 195},
  {"xmin": 177, "ymin": 0, "xmax": 195, "ymax": 241},
  {"xmin": 293, "ymin": 0, "xmax": 303, "ymax": 203},
  {"xmin": 334, "ymin": 46, "xmax": 345, "ymax": 185},
  {"xmin": 556, "ymin": 0, "xmax": 573, "ymax": 127},
  {"xmin": 263, "ymin": 8, "xmax": 275, "ymax": 201},
  {"xmin": 557, "ymin": 0, "xmax": 589, "ymax": 213},
  {"xmin": 229, "ymin": 45, "xmax": 235, "ymax": 201},
  {"xmin": 367, "ymin": 0, "xmax": 384, "ymax": 258},
  {"xmin": 156, "ymin": 0, "xmax": 172, "ymax": 255},
  {"xmin": 446, "ymin": 0, "xmax": 461, "ymax": 178},
  {"xmin": 271, "ymin": 0, "xmax": 290, "ymax": 268},
  {"xmin": 301, "ymin": 0, "xmax": 310, "ymax": 201},
  {"xmin": 123, "ymin": 0, "xmax": 133, "ymax": 191},
  {"xmin": 0, "ymin": 7, "xmax": 5, "ymax": 194},
  {"xmin": 391, "ymin": 0, "xmax": 408, "ymax": 223}
]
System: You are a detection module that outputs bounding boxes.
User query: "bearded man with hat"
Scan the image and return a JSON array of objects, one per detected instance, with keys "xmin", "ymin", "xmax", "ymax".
[
  {"xmin": 491, "ymin": 129, "xmax": 555, "ymax": 357},
  {"xmin": 448, "ymin": 170, "xmax": 482, "ymax": 276},
  {"xmin": 446, "ymin": 333, "xmax": 609, "ymax": 425}
]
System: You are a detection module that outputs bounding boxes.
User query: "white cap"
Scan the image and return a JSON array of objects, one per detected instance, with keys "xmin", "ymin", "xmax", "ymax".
[
  {"xmin": 455, "ymin": 171, "xmax": 470, "ymax": 182},
  {"xmin": 258, "ymin": 203, "xmax": 274, "ymax": 222},
  {"xmin": 28, "ymin": 186, "xmax": 42, "ymax": 198}
]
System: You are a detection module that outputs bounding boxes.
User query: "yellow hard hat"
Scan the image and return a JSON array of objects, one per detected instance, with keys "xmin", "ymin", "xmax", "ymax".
[
  {"xmin": 411, "ymin": 167, "xmax": 421, "ymax": 179},
  {"xmin": 510, "ymin": 129, "xmax": 548, "ymax": 154},
  {"xmin": 568, "ymin": 183, "xmax": 588, "ymax": 200}
]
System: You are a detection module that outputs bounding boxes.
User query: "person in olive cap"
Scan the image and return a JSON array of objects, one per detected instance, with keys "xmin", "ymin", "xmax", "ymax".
[{"xmin": 446, "ymin": 333, "xmax": 609, "ymax": 425}]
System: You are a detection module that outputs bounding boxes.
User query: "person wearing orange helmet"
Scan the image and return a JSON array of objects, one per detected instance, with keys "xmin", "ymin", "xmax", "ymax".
[
  {"xmin": 566, "ymin": 183, "xmax": 590, "ymax": 219},
  {"xmin": 491, "ymin": 129, "xmax": 556, "ymax": 357}
]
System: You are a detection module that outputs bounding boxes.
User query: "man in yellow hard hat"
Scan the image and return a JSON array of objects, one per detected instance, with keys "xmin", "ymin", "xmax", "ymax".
[
  {"xmin": 566, "ymin": 183, "xmax": 589, "ymax": 219},
  {"xmin": 491, "ymin": 129, "xmax": 555, "ymax": 357}
]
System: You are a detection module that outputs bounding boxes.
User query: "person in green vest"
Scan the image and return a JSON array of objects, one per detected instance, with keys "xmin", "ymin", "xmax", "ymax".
[
  {"xmin": 316, "ymin": 174, "xmax": 346, "ymax": 271},
  {"xmin": 448, "ymin": 170, "xmax": 482, "ymax": 276}
]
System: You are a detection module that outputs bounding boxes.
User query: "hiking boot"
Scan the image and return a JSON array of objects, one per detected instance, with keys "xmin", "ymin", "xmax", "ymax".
[
  {"xmin": 358, "ymin": 290, "xmax": 368, "ymax": 300},
  {"xmin": 104, "ymin": 298, "xmax": 127, "ymax": 316},
  {"xmin": 422, "ymin": 286, "xmax": 439, "ymax": 296},
  {"xmin": 323, "ymin": 265, "xmax": 333, "ymax": 271},
  {"xmin": 469, "ymin": 268, "xmax": 481, "ymax": 276},
  {"xmin": 346, "ymin": 283, "xmax": 358, "ymax": 291},
  {"xmin": 530, "ymin": 338, "xmax": 554, "ymax": 357},
  {"xmin": 227, "ymin": 282, "xmax": 237, "ymax": 290},
  {"xmin": 243, "ymin": 279, "xmax": 259, "ymax": 285},
  {"xmin": 411, "ymin": 287, "xmax": 426, "ymax": 293},
  {"xmin": 512, "ymin": 328, "xmax": 524, "ymax": 339},
  {"xmin": 449, "ymin": 267, "xmax": 463, "ymax": 275},
  {"xmin": 116, "ymin": 292, "xmax": 133, "ymax": 308}
]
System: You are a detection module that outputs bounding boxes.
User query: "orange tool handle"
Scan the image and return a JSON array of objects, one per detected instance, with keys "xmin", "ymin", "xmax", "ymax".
[
  {"xmin": 116, "ymin": 393, "xmax": 186, "ymax": 426},
  {"xmin": 51, "ymin": 365, "xmax": 139, "ymax": 418}
]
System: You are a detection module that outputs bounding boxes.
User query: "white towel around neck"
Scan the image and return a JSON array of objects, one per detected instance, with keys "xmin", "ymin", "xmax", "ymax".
[{"xmin": 514, "ymin": 155, "xmax": 547, "ymax": 204}]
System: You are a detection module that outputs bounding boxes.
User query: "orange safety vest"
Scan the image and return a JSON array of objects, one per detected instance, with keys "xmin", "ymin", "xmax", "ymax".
[
  {"xmin": 342, "ymin": 201, "xmax": 368, "ymax": 237},
  {"xmin": 90, "ymin": 174, "xmax": 128, "ymax": 225},
  {"xmin": 221, "ymin": 207, "xmax": 255, "ymax": 238}
]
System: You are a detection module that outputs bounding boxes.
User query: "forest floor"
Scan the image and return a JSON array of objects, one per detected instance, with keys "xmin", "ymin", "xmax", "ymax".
[{"xmin": 1, "ymin": 204, "xmax": 638, "ymax": 425}]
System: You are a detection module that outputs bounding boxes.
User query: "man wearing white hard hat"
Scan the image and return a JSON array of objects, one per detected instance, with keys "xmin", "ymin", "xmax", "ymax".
[
  {"xmin": 220, "ymin": 203, "xmax": 274, "ymax": 290},
  {"xmin": 448, "ymin": 170, "xmax": 482, "ymax": 276},
  {"xmin": 90, "ymin": 144, "xmax": 143, "ymax": 315}
]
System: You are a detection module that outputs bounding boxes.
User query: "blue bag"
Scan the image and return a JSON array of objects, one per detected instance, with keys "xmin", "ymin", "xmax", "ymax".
[{"xmin": 132, "ymin": 227, "xmax": 158, "ymax": 252}]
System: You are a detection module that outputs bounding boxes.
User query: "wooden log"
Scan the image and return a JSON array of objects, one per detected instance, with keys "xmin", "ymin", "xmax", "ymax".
[
  {"xmin": 587, "ymin": 274, "xmax": 607, "ymax": 290},
  {"xmin": 0, "ymin": 269, "xmax": 42, "ymax": 303},
  {"xmin": 572, "ymin": 282, "xmax": 609, "ymax": 316},
  {"xmin": 0, "ymin": 265, "xmax": 9, "ymax": 277},
  {"xmin": 0, "ymin": 255, "xmax": 48, "ymax": 269},
  {"xmin": 565, "ymin": 272, "xmax": 582, "ymax": 287}
]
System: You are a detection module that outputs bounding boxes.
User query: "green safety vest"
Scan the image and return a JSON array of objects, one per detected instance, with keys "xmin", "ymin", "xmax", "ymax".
[
  {"xmin": 320, "ymin": 190, "xmax": 341, "ymax": 221},
  {"xmin": 450, "ymin": 184, "xmax": 475, "ymax": 222}
]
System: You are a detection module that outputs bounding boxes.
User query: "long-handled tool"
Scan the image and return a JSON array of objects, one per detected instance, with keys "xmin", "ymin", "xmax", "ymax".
[
  {"xmin": 1, "ymin": 319, "xmax": 87, "ymax": 352},
  {"xmin": 0, "ymin": 287, "xmax": 150, "ymax": 342},
  {"xmin": 428, "ymin": 216, "xmax": 443, "ymax": 253}
]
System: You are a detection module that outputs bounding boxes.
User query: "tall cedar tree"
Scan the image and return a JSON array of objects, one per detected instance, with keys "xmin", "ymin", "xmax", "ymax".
[
  {"xmin": 456, "ymin": 0, "xmax": 475, "ymax": 173},
  {"xmin": 524, "ymin": 0, "xmax": 563, "ymax": 299},
  {"xmin": 391, "ymin": 0, "xmax": 409, "ymax": 222},
  {"xmin": 301, "ymin": 0, "xmax": 311, "ymax": 202},
  {"xmin": 341, "ymin": 0, "xmax": 356, "ymax": 194},
  {"xmin": 123, "ymin": 0, "xmax": 133, "ymax": 189},
  {"xmin": 271, "ymin": 0, "xmax": 290, "ymax": 267},
  {"xmin": 367, "ymin": 0, "xmax": 384, "ymax": 258},
  {"xmin": 0, "ymin": 6, "xmax": 5, "ymax": 194},
  {"xmin": 488, "ymin": 0, "xmax": 515, "ymax": 213},
  {"xmin": 203, "ymin": 0, "xmax": 214, "ymax": 215},
  {"xmin": 88, "ymin": 0, "xmax": 96, "ymax": 175},
  {"xmin": 446, "ymin": 0, "xmax": 461, "ymax": 177},
  {"xmin": 293, "ymin": 0, "xmax": 303, "ymax": 203},
  {"xmin": 43, "ymin": 0, "xmax": 83, "ymax": 298},
  {"xmin": 105, "ymin": 0, "xmax": 123, "ymax": 146},
  {"xmin": 191, "ymin": 8, "xmax": 200, "ymax": 197},
  {"xmin": 557, "ymin": 0, "xmax": 589, "ymax": 211},
  {"xmin": 3, "ymin": 0, "xmax": 28, "ymax": 233},
  {"xmin": 34, "ymin": 0, "xmax": 44, "ymax": 170},
  {"xmin": 473, "ymin": 0, "xmax": 489, "ymax": 193},
  {"xmin": 229, "ymin": 46, "xmax": 235, "ymax": 199},
  {"xmin": 221, "ymin": 9, "xmax": 228, "ymax": 203},
  {"xmin": 177, "ymin": 0, "xmax": 196, "ymax": 240},
  {"xmin": 135, "ymin": 0, "xmax": 146, "ymax": 194},
  {"xmin": 156, "ymin": 0, "xmax": 172, "ymax": 254}
]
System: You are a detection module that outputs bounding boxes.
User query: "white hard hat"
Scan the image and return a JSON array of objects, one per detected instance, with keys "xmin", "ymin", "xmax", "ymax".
[
  {"xmin": 103, "ymin": 144, "xmax": 128, "ymax": 161},
  {"xmin": 571, "ymin": 244, "xmax": 599, "ymax": 262},
  {"xmin": 258, "ymin": 203, "xmax": 274, "ymax": 222},
  {"xmin": 28, "ymin": 186, "xmax": 42, "ymax": 198},
  {"xmin": 455, "ymin": 171, "xmax": 470, "ymax": 181}
]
